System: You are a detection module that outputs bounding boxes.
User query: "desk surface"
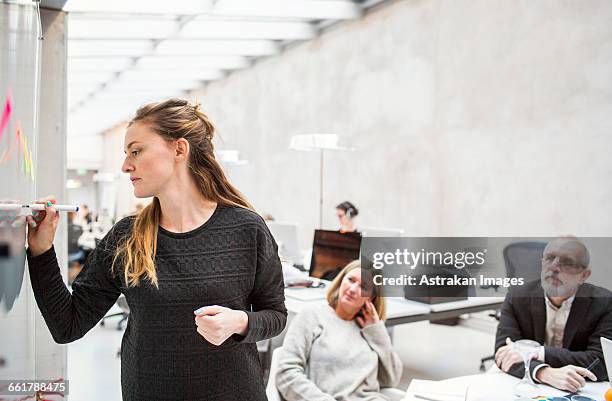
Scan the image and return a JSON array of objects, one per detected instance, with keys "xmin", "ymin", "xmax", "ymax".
[
  {"xmin": 403, "ymin": 371, "xmax": 609, "ymax": 401},
  {"xmin": 428, "ymin": 296, "xmax": 505, "ymax": 312},
  {"xmin": 285, "ymin": 286, "xmax": 503, "ymax": 325}
]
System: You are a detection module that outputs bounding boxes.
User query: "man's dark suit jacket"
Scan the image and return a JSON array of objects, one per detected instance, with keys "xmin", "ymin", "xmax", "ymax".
[{"xmin": 495, "ymin": 280, "xmax": 612, "ymax": 381}]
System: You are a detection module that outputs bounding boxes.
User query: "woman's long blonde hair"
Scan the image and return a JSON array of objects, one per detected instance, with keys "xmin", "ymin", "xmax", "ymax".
[
  {"xmin": 113, "ymin": 98, "xmax": 254, "ymax": 288},
  {"xmin": 326, "ymin": 260, "xmax": 386, "ymax": 320}
]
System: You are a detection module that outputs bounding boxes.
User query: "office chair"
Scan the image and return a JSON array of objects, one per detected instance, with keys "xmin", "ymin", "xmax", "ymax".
[
  {"xmin": 502, "ymin": 241, "xmax": 547, "ymax": 283},
  {"xmin": 67, "ymin": 224, "xmax": 83, "ymax": 256},
  {"xmin": 479, "ymin": 241, "xmax": 546, "ymax": 371},
  {"xmin": 266, "ymin": 347, "xmax": 405, "ymax": 401},
  {"xmin": 100, "ymin": 295, "xmax": 130, "ymax": 331}
]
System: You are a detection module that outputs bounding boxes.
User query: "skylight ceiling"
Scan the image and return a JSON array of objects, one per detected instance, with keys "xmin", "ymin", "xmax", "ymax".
[{"xmin": 64, "ymin": 0, "xmax": 387, "ymax": 137}]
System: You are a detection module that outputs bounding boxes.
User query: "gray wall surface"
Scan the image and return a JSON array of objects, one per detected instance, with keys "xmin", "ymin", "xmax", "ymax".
[{"xmin": 187, "ymin": 0, "xmax": 612, "ymax": 249}]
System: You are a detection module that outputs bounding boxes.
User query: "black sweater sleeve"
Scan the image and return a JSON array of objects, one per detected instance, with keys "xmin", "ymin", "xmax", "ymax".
[
  {"xmin": 27, "ymin": 222, "xmax": 126, "ymax": 344},
  {"xmin": 239, "ymin": 221, "xmax": 287, "ymax": 343}
]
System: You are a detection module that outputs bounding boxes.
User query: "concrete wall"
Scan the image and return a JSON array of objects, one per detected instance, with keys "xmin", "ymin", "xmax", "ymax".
[
  {"xmin": 183, "ymin": 0, "xmax": 612, "ymax": 248},
  {"xmin": 99, "ymin": 0, "xmax": 612, "ymax": 249}
]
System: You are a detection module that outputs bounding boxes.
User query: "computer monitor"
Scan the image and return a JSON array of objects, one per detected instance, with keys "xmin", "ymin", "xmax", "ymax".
[
  {"xmin": 361, "ymin": 227, "xmax": 405, "ymax": 237},
  {"xmin": 602, "ymin": 337, "xmax": 612, "ymax": 383},
  {"xmin": 266, "ymin": 221, "xmax": 302, "ymax": 265},
  {"xmin": 309, "ymin": 229, "xmax": 361, "ymax": 280}
]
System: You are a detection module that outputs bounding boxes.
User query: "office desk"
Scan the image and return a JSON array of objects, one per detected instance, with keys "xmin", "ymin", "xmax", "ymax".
[
  {"xmin": 284, "ymin": 294, "xmax": 431, "ymax": 322},
  {"xmin": 424, "ymin": 297, "xmax": 504, "ymax": 323},
  {"xmin": 285, "ymin": 286, "xmax": 503, "ymax": 327},
  {"xmin": 402, "ymin": 370, "xmax": 609, "ymax": 400}
]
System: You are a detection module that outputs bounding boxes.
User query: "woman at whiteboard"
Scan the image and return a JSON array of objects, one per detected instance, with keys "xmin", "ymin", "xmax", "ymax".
[{"xmin": 25, "ymin": 98, "xmax": 287, "ymax": 401}]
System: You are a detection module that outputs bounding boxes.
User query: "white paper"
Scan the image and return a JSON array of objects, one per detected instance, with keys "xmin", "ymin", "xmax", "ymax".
[{"xmin": 404, "ymin": 379, "xmax": 467, "ymax": 401}]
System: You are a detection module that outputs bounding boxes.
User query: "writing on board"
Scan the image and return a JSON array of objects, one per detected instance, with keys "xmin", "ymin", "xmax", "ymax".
[{"xmin": 0, "ymin": 91, "xmax": 35, "ymax": 181}]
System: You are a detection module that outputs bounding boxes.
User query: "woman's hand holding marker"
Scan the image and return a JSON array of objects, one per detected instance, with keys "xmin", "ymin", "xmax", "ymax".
[{"xmin": 26, "ymin": 195, "xmax": 60, "ymax": 257}]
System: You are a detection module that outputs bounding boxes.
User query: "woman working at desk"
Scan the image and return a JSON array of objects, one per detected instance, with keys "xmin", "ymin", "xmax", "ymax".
[
  {"xmin": 276, "ymin": 260, "xmax": 403, "ymax": 401},
  {"xmin": 26, "ymin": 98, "xmax": 287, "ymax": 401},
  {"xmin": 336, "ymin": 201, "xmax": 359, "ymax": 233}
]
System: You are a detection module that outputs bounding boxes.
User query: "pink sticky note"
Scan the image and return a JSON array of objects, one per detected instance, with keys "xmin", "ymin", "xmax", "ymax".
[{"xmin": 0, "ymin": 93, "xmax": 12, "ymax": 140}]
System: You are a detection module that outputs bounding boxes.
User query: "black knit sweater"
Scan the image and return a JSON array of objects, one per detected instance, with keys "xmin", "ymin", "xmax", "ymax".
[{"xmin": 27, "ymin": 205, "xmax": 287, "ymax": 401}]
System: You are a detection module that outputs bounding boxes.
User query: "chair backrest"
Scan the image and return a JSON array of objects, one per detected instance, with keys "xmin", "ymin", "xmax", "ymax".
[
  {"xmin": 503, "ymin": 241, "xmax": 547, "ymax": 282},
  {"xmin": 265, "ymin": 346, "xmax": 284, "ymax": 401}
]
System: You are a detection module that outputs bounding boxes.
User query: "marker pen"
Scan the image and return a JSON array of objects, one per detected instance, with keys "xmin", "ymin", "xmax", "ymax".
[{"xmin": 0, "ymin": 203, "xmax": 80, "ymax": 212}]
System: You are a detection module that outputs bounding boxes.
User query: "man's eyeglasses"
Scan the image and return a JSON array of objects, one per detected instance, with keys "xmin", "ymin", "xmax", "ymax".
[{"xmin": 542, "ymin": 254, "xmax": 586, "ymax": 274}]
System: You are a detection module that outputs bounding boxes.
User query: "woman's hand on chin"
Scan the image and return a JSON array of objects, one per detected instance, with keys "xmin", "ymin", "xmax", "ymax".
[{"xmin": 356, "ymin": 300, "xmax": 380, "ymax": 328}]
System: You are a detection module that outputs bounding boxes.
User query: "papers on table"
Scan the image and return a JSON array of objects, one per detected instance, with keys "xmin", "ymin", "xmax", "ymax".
[
  {"xmin": 405, "ymin": 372, "xmax": 610, "ymax": 401},
  {"xmin": 403, "ymin": 379, "xmax": 467, "ymax": 401}
]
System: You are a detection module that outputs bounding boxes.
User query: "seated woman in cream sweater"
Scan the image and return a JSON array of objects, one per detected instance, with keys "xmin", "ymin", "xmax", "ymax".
[{"xmin": 276, "ymin": 260, "xmax": 403, "ymax": 401}]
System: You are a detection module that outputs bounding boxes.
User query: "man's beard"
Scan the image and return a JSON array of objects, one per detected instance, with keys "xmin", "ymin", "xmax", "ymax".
[{"xmin": 541, "ymin": 272, "xmax": 578, "ymax": 298}]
